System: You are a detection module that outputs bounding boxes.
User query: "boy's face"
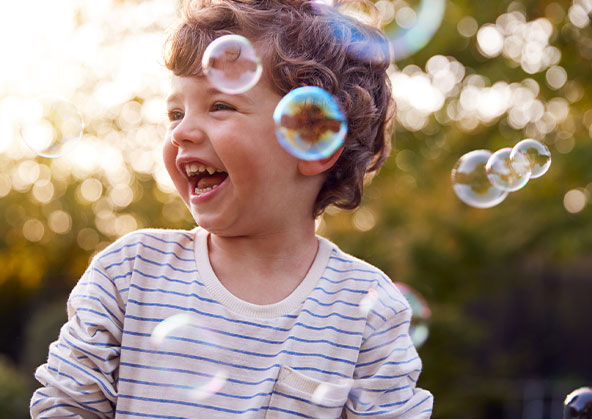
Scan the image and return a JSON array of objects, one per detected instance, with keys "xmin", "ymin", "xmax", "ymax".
[{"xmin": 163, "ymin": 73, "xmax": 316, "ymax": 236}]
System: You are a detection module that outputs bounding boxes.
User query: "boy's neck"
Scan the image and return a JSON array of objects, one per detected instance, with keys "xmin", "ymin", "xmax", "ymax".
[{"xmin": 206, "ymin": 225, "xmax": 320, "ymax": 305}]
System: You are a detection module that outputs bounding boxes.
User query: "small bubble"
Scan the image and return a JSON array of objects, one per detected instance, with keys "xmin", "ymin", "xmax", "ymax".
[
  {"xmin": 510, "ymin": 138, "xmax": 551, "ymax": 179},
  {"xmin": 395, "ymin": 282, "xmax": 431, "ymax": 348},
  {"xmin": 150, "ymin": 313, "xmax": 228, "ymax": 401},
  {"xmin": 19, "ymin": 97, "xmax": 83, "ymax": 158},
  {"xmin": 273, "ymin": 86, "xmax": 347, "ymax": 161},
  {"xmin": 451, "ymin": 149, "xmax": 508, "ymax": 208},
  {"xmin": 563, "ymin": 387, "xmax": 592, "ymax": 419},
  {"xmin": 202, "ymin": 34, "xmax": 262, "ymax": 94},
  {"xmin": 359, "ymin": 288, "xmax": 378, "ymax": 316},
  {"xmin": 485, "ymin": 147, "xmax": 531, "ymax": 192}
]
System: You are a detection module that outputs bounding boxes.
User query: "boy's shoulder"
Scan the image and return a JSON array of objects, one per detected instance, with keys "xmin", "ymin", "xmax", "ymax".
[
  {"xmin": 319, "ymin": 236, "xmax": 409, "ymax": 311},
  {"xmin": 94, "ymin": 227, "xmax": 198, "ymax": 266}
]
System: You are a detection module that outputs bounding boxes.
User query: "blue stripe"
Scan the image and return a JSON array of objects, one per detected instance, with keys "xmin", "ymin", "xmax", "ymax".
[
  {"xmin": 312, "ymin": 286, "xmax": 368, "ymax": 296},
  {"xmin": 291, "ymin": 366, "xmax": 350, "ymax": 378},
  {"xmin": 69, "ymin": 295, "xmax": 123, "ymax": 325},
  {"xmin": 304, "ymin": 296, "xmax": 359, "ymax": 309},
  {"xmin": 119, "ymin": 361, "xmax": 276, "ymax": 386},
  {"xmin": 263, "ymin": 406, "xmax": 336, "ymax": 418},
  {"xmin": 93, "ymin": 267, "xmax": 115, "ymax": 284},
  {"xmin": 123, "ymin": 328, "xmax": 359, "ymax": 351},
  {"xmin": 121, "ymin": 344, "xmax": 285, "ymax": 373},
  {"xmin": 50, "ymin": 353, "xmax": 117, "ymax": 398},
  {"xmin": 371, "ymin": 320, "xmax": 410, "ymax": 339},
  {"xmin": 357, "ymin": 353, "xmax": 418, "ymax": 369},
  {"xmin": 272, "ymin": 390, "xmax": 343, "ymax": 409},
  {"xmin": 77, "ymin": 280, "xmax": 124, "ymax": 314},
  {"xmin": 62, "ymin": 336, "xmax": 119, "ymax": 366},
  {"xmin": 39, "ymin": 402, "xmax": 108, "ymax": 415},
  {"xmin": 299, "ymin": 307, "xmax": 365, "ymax": 322},
  {"xmin": 401, "ymin": 394, "xmax": 433, "ymax": 415},
  {"xmin": 125, "ymin": 300, "xmax": 363, "ymax": 336},
  {"xmin": 122, "ymin": 334, "xmax": 356, "ymax": 366},
  {"xmin": 344, "ymin": 404, "xmax": 391, "ymax": 416},
  {"xmin": 113, "ymin": 269, "xmax": 197, "ymax": 286},
  {"xmin": 104, "ymin": 254, "xmax": 198, "ymax": 274},
  {"xmin": 128, "ymin": 283, "xmax": 214, "ymax": 304},
  {"xmin": 46, "ymin": 365, "xmax": 86, "ymax": 387},
  {"xmin": 100, "ymin": 240, "xmax": 194, "ymax": 262},
  {"xmin": 41, "ymin": 413, "xmax": 80, "ymax": 419},
  {"xmin": 117, "ymin": 393, "xmax": 262, "ymax": 415},
  {"xmin": 141, "ymin": 232, "xmax": 194, "ymax": 251},
  {"xmin": 119, "ymin": 377, "xmax": 273, "ymax": 401},
  {"xmin": 76, "ymin": 307, "xmax": 123, "ymax": 331},
  {"xmin": 115, "ymin": 409, "xmax": 186, "ymax": 419}
]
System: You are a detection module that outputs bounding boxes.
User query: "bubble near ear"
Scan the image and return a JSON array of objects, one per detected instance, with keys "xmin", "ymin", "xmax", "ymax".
[{"xmin": 274, "ymin": 86, "xmax": 347, "ymax": 161}]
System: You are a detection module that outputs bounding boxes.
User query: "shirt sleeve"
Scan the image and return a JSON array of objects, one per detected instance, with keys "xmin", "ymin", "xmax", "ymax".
[
  {"xmin": 30, "ymin": 258, "xmax": 124, "ymax": 419},
  {"xmin": 344, "ymin": 285, "xmax": 434, "ymax": 418}
]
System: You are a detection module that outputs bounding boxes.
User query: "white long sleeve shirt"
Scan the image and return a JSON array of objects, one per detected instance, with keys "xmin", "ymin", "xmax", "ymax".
[{"xmin": 31, "ymin": 227, "xmax": 433, "ymax": 418}]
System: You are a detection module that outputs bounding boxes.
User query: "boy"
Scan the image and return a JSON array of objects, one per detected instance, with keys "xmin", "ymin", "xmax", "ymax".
[{"xmin": 31, "ymin": 0, "xmax": 433, "ymax": 417}]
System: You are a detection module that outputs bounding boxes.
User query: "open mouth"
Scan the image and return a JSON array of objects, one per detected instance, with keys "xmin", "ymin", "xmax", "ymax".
[{"xmin": 183, "ymin": 163, "xmax": 228, "ymax": 195}]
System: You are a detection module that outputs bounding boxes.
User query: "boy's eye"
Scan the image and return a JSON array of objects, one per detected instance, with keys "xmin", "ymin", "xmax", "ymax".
[
  {"xmin": 210, "ymin": 102, "xmax": 235, "ymax": 112},
  {"xmin": 167, "ymin": 110, "xmax": 184, "ymax": 122}
]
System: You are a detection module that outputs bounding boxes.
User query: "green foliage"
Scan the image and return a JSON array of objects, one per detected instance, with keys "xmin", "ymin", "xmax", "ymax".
[{"xmin": 0, "ymin": 356, "xmax": 30, "ymax": 419}]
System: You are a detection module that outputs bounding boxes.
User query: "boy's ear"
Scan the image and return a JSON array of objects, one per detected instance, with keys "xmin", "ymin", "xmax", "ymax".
[{"xmin": 297, "ymin": 147, "xmax": 344, "ymax": 176}]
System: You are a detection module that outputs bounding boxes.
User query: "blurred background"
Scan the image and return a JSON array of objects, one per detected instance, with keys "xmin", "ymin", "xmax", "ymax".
[{"xmin": 1, "ymin": 0, "xmax": 591, "ymax": 418}]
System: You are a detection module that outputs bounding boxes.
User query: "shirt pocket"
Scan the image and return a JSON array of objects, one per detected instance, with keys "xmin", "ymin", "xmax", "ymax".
[{"xmin": 265, "ymin": 365, "xmax": 351, "ymax": 419}]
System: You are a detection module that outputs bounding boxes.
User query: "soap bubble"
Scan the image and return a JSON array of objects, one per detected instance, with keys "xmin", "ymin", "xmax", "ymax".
[
  {"xmin": 359, "ymin": 288, "xmax": 379, "ymax": 316},
  {"xmin": 395, "ymin": 282, "xmax": 431, "ymax": 348},
  {"xmin": 150, "ymin": 313, "xmax": 228, "ymax": 401},
  {"xmin": 273, "ymin": 86, "xmax": 347, "ymax": 161},
  {"xmin": 451, "ymin": 149, "xmax": 508, "ymax": 208},
  {"xmin": 564, "ymin": 387, "xmax": 592, "ymax": 419},
  {"xmin": 383, "ymin": 0, "xmax": 446, "ymax": 60},
  {"xmin": 19, "ymin": 97, "xmax": 83, "ymax": 158},
  {"xmin": 485, "ymin": 147, "xmax": 531, "ymax": 192},
  {"xmin": 510, "ymin": 139, "xmax": 552, "ymax": 179},
  {"xmin": 202, "ymin": 34, "xmax": 262, "ymax": 94}
]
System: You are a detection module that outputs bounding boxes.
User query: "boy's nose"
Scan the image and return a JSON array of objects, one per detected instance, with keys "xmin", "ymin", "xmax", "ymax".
[{"xmin": 170, "ymin": 119, "xmax": 207, "ymax": 147}]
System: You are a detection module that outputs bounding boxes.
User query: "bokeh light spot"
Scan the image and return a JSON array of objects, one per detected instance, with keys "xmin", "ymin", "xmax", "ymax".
[{"xmin": 18, "ymin": 97, "xmax": 84, "ymax": 158}]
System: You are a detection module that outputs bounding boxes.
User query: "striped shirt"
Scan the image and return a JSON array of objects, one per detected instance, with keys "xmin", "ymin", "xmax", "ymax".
[{"xmin": 31, "ymin": 227, "xmax": 433, "ymax": 418}]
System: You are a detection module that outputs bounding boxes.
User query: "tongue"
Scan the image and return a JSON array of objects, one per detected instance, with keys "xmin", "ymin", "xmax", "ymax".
[{"xmin": 197, "ymin": 173, "xmax": 227, "ymax": 189}]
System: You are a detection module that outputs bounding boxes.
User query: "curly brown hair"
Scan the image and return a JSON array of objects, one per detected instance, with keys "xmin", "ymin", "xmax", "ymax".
[{"xmin": 164, "ymin": 0, "xmax": 394, "ymax": 217}]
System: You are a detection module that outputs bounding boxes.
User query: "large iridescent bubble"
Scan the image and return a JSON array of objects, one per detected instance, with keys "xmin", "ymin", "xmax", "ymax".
[
  {"xmin": 273, "ymin": 86, "xmax": 347, "ymax": 161},
  {"xmin": 451, "ymin": 149, "xmax": 509, "ymax": 208},
  {"xmin": 382, "ymin": 0, "xmax": 446, "ymax": 60},
  {"xmin": 202, "ymin": 34, "xmax": 262, "ymax": 94},
  {"xmin": 150, "ymin": 313, "xmax": 228, "ymax": 402}
]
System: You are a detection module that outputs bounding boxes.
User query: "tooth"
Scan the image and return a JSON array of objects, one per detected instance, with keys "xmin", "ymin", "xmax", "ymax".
[
  {"xmin": 199, "ymin": 165, "xmax": 206, "ymax": 173},
  {"xmin": 206, "ymin": 167, "xmax": 216, "ymax": 175},
  {"xmin": 189, "ymin": 163, "xmax": 198, "ymax": 174}
]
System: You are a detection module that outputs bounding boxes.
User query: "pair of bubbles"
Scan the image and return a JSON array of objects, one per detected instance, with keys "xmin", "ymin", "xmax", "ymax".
[
  {"xmin": 149, "ymin": 282, "xmax": 430, "ymax": 405},
  {"xmin": 451, "ymin": 139, "xmax": 552, "ymax": 208},
  {"xmin": 203, "ymin": 34, "xmax": 347, "ymax": 161}
]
